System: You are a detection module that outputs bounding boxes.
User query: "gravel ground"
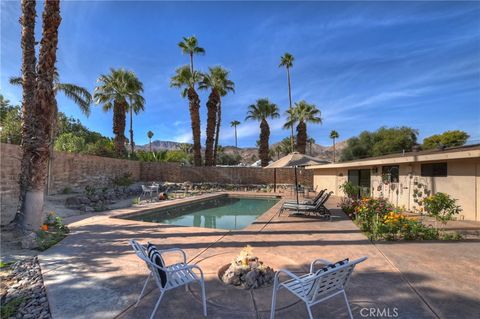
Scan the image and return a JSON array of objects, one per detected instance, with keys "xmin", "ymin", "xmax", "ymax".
[{"xmin": 0, "ymin": 257, "xmax": 51, "ymax": 319}]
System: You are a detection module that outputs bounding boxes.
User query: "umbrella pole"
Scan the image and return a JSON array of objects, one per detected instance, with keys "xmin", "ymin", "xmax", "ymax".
[
  {"xmin": 274, "ymin": 168, "xmax": 277, "ymax": 193},
  {"xmin": 295, "ymin": 166, "xmax": 299, "ymax": 205}
]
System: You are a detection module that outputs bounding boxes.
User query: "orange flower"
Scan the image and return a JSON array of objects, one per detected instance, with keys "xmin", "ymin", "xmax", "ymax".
[{"xmin": 41, "ymin": 224, "xmax": 49, "ymax": 231}]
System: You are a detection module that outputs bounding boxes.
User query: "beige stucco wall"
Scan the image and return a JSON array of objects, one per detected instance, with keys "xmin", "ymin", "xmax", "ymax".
[{"xmin": 312, "ymin": 158, "xmax": 480, "ymax": 221}]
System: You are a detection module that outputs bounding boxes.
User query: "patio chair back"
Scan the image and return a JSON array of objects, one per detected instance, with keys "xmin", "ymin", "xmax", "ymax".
[
  {"xmin": 141, "ymin": 185, "xmax": 151, "ymax": 192},
  {"xmin": 310, "ymin": 189, "xmax": 327, "ymax": 204},
  {"xmin": 130, "ymin": 240, "xmax": 169, "ymax": 291},
  {"xmin": 306, "ymin": 256, "xmax": 367, "ymax": 303},
  {"xmin": 311, "ymin": 191, "xmax": 332, "ymax": 210}
]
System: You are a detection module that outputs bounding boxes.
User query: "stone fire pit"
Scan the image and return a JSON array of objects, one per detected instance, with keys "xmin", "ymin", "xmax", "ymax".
[{"xmin": 219, "ymin": 246, "xmax": 275, "ymax": 289}]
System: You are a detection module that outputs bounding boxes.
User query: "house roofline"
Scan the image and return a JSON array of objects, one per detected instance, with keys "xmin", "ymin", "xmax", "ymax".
[{"xmin": 306, "ymin": 146, "xmax": 480, "ymax": 170}]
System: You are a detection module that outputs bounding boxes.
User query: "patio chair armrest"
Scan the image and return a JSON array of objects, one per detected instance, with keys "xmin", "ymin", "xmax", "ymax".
[
  {"xmin": 310, "ymin": 258, "xmax": 333, "ymax": 273},
  {"xmin": 158, "ymin": 248, "xmax": 187, "ymax": 264},
  {"xmin": 275, "ymin": 269, "xmax": 302, "ymax": 284},
  {"xmin": 165, "ymin": 264, "xmax": 205, "ymax": 280}
]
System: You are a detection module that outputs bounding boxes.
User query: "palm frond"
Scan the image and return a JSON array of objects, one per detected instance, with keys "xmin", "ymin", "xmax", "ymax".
[
  {"xmin": 9, "ymin": 76, "xmax": 22, "ymax": 86},
  {"xmin": 57, "ymin": 83, "xmax": 92, "ymax": 116}
]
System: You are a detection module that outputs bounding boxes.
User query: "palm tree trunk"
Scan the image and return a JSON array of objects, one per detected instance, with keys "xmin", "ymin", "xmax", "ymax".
[
  {"xmin": 234, "ymin": 125, "xmax": 238, "ymax": 148},
  {"xmin": 21, "ymin": 0, "xmax": 61, "ymax": 233},
  {"xmin": 213, "ymin": 100, "xmax": 222, "ymax": 165},
  {"xmin": 113, "ymin": 101, "xmax": 126, "ymax": 157},
  {"xmin": 259, "ymin": 119, "xmax": 270, "ymax": 167},
  {"xmin": 287, "ymin": 67, "xmax": 294, "ymax": 153},
  {"xmin": 296, "ymin": 121, "xmax": 307, "ymax": 154},
  {"xmin": 149, "ymin": 138, "xmax": 152, "ymax": 152},
  {"xmin": 333, "ymin": 137, "xmax": 336, "ymax": 162},
  {"xmin": 14, "ymin": 0, "xmax": 37, "ymax": 230},
  {"xmin": 129, "ymin": 104, "xmax": 134, "ymax": 155},
  {"xmin": 205, "ymin": 89, "xmax": 219, "ymax": 166},
  {"xmin": 188, "ymin": 87, "xmax": 202, "ymax": 166}
]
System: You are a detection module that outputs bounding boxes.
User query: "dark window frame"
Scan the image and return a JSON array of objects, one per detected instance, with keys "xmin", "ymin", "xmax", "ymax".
[{"xmin": 421, "ymin": 162, "xmax": 448, "ymax": 177}]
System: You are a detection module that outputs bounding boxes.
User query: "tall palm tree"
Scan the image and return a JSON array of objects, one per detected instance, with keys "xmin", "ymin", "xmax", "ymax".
[
  {"xmin": 198, "ymin": 66, "xmax": 235, "ymax": 165},
  {"xmin": 94, "ymin": 68, "xmax": 142, "ymax": 157},
  {"xmin": 330, "ymin": 130, "xmax": 339, "ymax": 162},
  {"xmin": 245, "ymin": 99, "xmax": 280, "ymax": 167},
  {"xmin": 230, "ymin": 120, "xmax": 240, "ymax": 148},
  {"xmin": 124, "ymin": 72, "xmax": 145, "ymax": 155},
  {"xmin": 147, "ymin": 130, "xmax": 154, "ymax": 152},
  {"xmin": 170, "ymin": 65, "xmax": 202, "ymax": 166},
  {"xmin": 284, "ymin": 100, "xmax": 322, "ymax": 154},
  {"xmin": 279, "ymin": 52, "xmax": 295, "ymax": 152},
  {"xmin": 15, "ymin": 0, "xmax": 61, "ymax": 234},
  {"xmin": 11, "ymin": 69, "xmax": 92, "ymax": 197},
  {"xmin": 14, "ymin": 0, "xmax": 38, "ymax": 232},
  {"xmin": 307, "ymin": 137, "xmax": 316, "ymax": 156},
  {"xmin": 178, "ymin": 36, "xmax": 205, "ymax": 75}
]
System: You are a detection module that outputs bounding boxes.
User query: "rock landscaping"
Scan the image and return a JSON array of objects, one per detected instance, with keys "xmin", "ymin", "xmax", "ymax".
[
  {"xmin": 0, "ymin": 257, "xmax": 51, "ymax": 319},
  {"xmin": 220, "ymin": 246, "xmax": 275, "ymax": 289}
]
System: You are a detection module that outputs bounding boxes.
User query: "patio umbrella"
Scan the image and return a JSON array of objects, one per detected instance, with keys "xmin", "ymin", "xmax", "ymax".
[{"xmin": 265, "ymin": 152, "xmax": 330, "ymax": 204}]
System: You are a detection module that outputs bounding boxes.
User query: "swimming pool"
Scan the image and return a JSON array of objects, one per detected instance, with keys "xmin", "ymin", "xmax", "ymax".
[{"xmin": 124, "ymin": 196, "xmax": 279, "ymax": 230}]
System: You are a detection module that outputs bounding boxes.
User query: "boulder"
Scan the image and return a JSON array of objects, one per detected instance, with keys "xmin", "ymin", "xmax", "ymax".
[{"xmin": 21, "ymin": 232, "xmax": 38, "ymax": 249}]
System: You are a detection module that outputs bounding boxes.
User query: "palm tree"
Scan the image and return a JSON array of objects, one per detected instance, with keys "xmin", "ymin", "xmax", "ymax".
[
  {"xmin": 178, "ymin": 36, "xmax": 205, "ymax": 75},
  {"xmin": 212, "ymin": 70, "xmax": 234, "ymax": 165},
  {"xmin": 284, "ymin": 100, "xmax": 322, "ymax": 154},
  {"xmin": 14, "ymin": 0, "xmax": 61, "ymax": 234},
  {"xmin": 147, "ymin": 131, "xmax": 154, "ymax": 152},
  {"xmin": 279, "ymin": 52, "xmax": 295, "ymax": 152},
  {"xmin": 245, "ymin": 99, "xmax": 280, "ymax": 167},
  {"xmin": 94, "ymin": 68, "xmax": 142, "ymax": 157},
  {"xmin": 170, "ymin": 65, "xmax": 202, "ymax": 166},
  {"xmin": 230, "ymin": 120, "xmax": 240, "ymax": 147},
  {"xmin": 199, "ymin": 66, "xmax": 235, "ymax": 165},
  {"xmin": 307, "ymin": 137, "xmax": 316, "ymax": 156},
  {"xmin": 330, "ymin": 130, "xmax": 339, "ymax": 162},
  {"xmin": 124, "ymin": 72, "xmax": 145, "ymax": 155}
]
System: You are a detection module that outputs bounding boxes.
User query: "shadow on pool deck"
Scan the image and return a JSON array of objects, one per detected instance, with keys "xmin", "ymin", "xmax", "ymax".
[{"xmin": 38, "ymin": 199, "xmax": 480, "ymax": 319}]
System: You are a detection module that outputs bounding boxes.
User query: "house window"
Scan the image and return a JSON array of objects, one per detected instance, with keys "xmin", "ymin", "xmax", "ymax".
[
  {"xmin": 421, "ymin": 163, "xmax": 447, "ymax": 177},
  {"xmin": 382, "ymin": 165, "xmax": 399, "ymax": 183}
]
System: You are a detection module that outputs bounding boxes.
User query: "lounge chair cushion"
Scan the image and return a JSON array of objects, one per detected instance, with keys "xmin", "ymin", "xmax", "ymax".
[
  {"xmin": 315, "ymin": 258, "xmax": 349, "ymax": 275},
  {"xmin": 147, "ymin": 242, "xmax": 167, "ymax": 287}
]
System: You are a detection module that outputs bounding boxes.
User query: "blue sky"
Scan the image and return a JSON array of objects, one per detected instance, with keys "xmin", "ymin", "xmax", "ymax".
[{"xmin": 1, "ymin": 1, "xmax": 479, "ymax": 147}]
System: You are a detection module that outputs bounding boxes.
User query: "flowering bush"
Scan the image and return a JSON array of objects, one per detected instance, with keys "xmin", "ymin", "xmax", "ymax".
[
  {"xmin": 423, "ymin": 193, "xmax": 461, "ymax": 227},
  {"xmin": 36, "ymin": 212, "xmax": 70, "ymax": 251}
]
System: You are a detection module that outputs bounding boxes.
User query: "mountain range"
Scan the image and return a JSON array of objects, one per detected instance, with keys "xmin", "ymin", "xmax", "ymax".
[{"xmin": 136, "ymin": 139, "xmax": 347, "ymax": 163}]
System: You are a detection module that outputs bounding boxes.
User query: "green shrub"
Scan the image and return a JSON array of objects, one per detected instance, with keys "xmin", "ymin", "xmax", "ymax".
[
  {"xmin": 54, "ymin": 132, "xmax": 86, "ymax": 153},
  {"xmin": 339, "ymin": 182, "xmax": 361, "ymax": 199},
  {"xmin": 37, "ymin": 212, "xmax": 70, "ymax": 251},
  {"xmin": 423, "ymin": 192, "xmax": 461, "ymax": 228},
  {"xmin": 0, "ymin": 297, "xmax": 25, "ymax": 318},
  {"xmin": 112, "ymin": 172, "xmax": 134, "ymax": 187},
  {"xmin": 62, "ymin": 187, "xmax": 73, "ymax": 194}
]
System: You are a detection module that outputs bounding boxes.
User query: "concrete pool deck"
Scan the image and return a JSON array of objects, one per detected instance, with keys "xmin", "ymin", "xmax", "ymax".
[{"xmin": 38, "ymin": 193, "xmax": 480, "ymax": 319}]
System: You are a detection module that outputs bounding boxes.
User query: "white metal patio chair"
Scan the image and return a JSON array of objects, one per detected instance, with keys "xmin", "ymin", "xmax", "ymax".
[
  {"xmin": 130, "ymin": 240, "xmax": 207, "ymax": 319},
  {"xmin": 151, "ymin": 182, "xmax": 160, "ymax": 196},
  {"xmin": 270, "ymin": 256, "xmax": 368, "ymax": 319},
  {"xmin": 141, "ymin": 185, "xmax": 154, "ymax": 201}
]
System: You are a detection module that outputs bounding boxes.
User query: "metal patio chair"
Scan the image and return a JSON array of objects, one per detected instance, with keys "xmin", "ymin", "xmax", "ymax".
[
  {"xmin": 130, "ymin": 240, "xmax": 207, "ymax": 319},
  {"xmin": 141, "ymin": 185, "xmax": 154, "ymax": 201},
  {"xmin": 270, "ymin": 256, "xmax": 367, "ymax": 319}
]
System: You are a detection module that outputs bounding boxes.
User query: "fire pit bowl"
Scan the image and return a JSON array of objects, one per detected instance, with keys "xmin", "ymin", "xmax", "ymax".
[{"xmin": 218, "ymin": 246, "xmax": 275, "ymax": 289}]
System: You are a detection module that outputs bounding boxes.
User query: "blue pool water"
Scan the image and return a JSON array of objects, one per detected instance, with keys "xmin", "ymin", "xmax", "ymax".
[{"xmin": 125, "ymin": 196, "xmax": 279, "ymax": 230}]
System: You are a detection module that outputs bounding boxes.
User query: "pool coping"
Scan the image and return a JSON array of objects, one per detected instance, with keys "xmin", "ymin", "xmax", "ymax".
[{"xmin": 107, "ymin": 191, "xmax": 285, "ymax": 232}]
